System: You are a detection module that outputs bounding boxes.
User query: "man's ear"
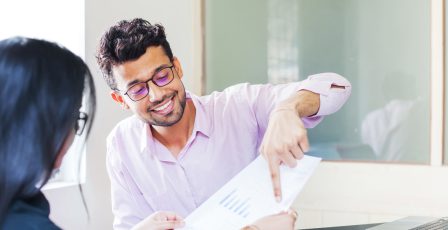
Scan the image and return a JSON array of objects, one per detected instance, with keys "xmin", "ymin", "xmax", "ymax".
[
  {"xmin": 172, "ymin": 57, "xmax": 183, "ymax": 79},
  {"xmin": 111, "ymin": 91, "xmax": 130, "ymax": 109}
]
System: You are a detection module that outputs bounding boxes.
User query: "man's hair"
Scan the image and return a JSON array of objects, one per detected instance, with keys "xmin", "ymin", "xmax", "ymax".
[{"xmin": 96, "ymin": 18, "xmax": 174, "ymax": 91}]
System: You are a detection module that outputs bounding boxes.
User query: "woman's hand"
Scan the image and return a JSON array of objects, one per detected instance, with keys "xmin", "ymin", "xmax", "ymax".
[
  {"xmin": 242, "ymin": 209, "xmax": 298, "ymax": 230},
  {"xmin": 132, "ymin": 211, "xmax": 185, "ymax": 230}
]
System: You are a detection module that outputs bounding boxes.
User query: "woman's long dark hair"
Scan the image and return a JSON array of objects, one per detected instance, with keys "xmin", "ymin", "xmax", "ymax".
[{"xmin": 0, "ymin": 37, "xmax": 96, "ymax": 224}]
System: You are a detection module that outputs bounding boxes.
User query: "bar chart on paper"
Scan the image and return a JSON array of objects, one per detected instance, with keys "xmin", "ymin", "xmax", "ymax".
[
  {"xmin": 178, "ymin": 155, "xmax": 321, "ymax": 230},
  {"xmin": 220, "ymin": 189, "xmax": 251, "ymax": 218}
]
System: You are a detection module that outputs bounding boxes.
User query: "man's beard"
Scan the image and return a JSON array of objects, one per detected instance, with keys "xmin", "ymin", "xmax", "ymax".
[{"xmin": 147, "ymin": 92, "xmax": 187, "ymax": 127}]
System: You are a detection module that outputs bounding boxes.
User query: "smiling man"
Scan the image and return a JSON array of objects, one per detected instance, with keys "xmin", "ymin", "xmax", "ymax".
[{"xmin": 96, "ymin": 18, "xmax": 351, "ymax": 230}]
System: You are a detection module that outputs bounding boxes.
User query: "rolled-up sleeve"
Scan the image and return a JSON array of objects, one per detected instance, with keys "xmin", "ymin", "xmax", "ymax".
[
  {"xmin": 235, "ymin": 72, "xmax": 351, "ymax": 130},
  {"xmin": 298, "ymin": 72, "xmax": 352, "ymax": 117}
]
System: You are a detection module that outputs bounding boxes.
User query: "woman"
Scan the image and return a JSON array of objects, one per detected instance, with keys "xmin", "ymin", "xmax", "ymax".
[
  {"xmin": 0, "ymin": 37, "xmax": 296, "ymax": 229},
  {"xmin": 0, "ymin": 37, "xmax": 96, "ymax": 229}
]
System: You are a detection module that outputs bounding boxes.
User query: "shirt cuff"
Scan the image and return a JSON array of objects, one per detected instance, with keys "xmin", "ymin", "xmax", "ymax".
[{"xmin": 297, "ymin": 72, "xmax": 352, "ymax": 117}]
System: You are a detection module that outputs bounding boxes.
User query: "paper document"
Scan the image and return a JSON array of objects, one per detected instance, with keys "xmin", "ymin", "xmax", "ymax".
[{"xmin": 178, "ymin": 155, "xmax": 321, "ymax": 230}]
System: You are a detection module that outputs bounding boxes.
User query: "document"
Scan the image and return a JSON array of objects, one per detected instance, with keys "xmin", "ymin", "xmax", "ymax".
[{"xmin": 178, "ymin": 155, "xmax": 321, "ymax": 230}]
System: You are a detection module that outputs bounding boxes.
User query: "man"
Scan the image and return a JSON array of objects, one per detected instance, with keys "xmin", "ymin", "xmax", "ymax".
[{"xmin": 96, "ymin": 18, "xmax": 351, "ymax": 229}]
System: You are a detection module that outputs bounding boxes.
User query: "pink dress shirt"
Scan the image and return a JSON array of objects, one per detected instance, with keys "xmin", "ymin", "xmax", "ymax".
[{"xmin": 106, "ymin": 73, "xmax": 351, "ymax": 229}]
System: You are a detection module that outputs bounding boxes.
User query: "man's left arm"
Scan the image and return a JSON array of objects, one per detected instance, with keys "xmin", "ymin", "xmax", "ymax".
[{"xmin": 259, "ymin": 73, "xmax": 351, "ymax": 202}]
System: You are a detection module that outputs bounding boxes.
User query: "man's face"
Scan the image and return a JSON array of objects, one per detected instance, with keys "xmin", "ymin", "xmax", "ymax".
[{"xmin": 111, "ymin": 46, "xmax": 186, "ymax": 127}]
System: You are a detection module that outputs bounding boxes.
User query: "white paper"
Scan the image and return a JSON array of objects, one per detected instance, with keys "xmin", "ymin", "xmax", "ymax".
[{"xmin": 178, "ymin": 155, "xmax": 321, "ymax": 230}]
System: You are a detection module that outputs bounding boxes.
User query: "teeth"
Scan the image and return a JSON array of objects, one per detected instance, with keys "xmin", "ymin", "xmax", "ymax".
[{"xmin": 154, "ymin": 100, "xmax": 172, "ymax": 111}]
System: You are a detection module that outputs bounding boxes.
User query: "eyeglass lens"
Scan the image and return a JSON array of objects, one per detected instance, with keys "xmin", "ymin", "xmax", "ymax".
[{"xmin": 126, "ymin": 66, "xmax": 174, "ymax": 101}]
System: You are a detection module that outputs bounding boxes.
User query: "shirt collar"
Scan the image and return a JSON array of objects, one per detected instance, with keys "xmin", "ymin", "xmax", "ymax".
[
  {"xmin": 139, "ymin": 119, "xmax": 152, "ymax": 153},
  {"xmin": 187, "ymin": 91, "xmax": 212, "ymax": 138}
]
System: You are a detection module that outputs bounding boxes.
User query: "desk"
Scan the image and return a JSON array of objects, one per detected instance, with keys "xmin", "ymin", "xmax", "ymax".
[{"xmin": 303, "ymin": 223, "xmax": 382, "ymax": 230}]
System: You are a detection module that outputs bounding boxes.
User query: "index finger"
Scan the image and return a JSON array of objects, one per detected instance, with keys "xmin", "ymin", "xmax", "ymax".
[
  {"xmin": 298, "ymin": 134, "xmax": 310, "ymax": 153},
  {"xmin": 268, "ymin": 155, "xmax": 282, "ymax": 202}
]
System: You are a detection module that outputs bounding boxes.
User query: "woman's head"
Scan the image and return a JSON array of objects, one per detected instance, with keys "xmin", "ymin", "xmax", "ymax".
[{"xmin": 0, "ymin": 37, "xmax": 96, "ymax": 221}]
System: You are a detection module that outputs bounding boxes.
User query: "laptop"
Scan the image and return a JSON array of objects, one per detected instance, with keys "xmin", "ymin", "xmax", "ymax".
[{"xmin": 367, "ymin": 216, "xmax": 448, "ymax": 230}]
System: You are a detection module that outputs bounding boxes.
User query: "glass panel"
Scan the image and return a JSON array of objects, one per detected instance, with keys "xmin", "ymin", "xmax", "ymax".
[{"xmin": 206, "ymin": 0, "xmax": 431, "ymax": 163}]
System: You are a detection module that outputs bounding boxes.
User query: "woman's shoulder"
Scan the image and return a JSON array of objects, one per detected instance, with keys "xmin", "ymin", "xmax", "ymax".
[{"xmin": 2, "ymin": 192, "xmax": 60, "ymax": 230}]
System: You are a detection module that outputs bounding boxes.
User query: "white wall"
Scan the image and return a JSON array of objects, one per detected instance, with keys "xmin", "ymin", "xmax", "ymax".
[{"xmin": 44, "ymin": 1, "xmax": 200, "ymax": 229}]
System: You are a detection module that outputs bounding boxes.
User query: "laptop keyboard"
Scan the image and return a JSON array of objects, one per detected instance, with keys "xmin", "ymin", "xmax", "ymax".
[{"xmin": 411, "ymin": 217, "xmax": 448, "ymax": 230}]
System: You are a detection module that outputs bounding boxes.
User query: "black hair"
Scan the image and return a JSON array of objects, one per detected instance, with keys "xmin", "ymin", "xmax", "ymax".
[
  {"xmin": 0, "ymin": 37, "xmax": 96, "ymax": 224},
  {"xmin": 96, "ymin": 18, "xmax": 174, "ymax": 90}
]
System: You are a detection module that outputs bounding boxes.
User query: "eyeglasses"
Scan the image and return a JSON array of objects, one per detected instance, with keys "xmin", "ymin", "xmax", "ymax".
[
  {"xmin": 122, "ymin": 65, "xmax": 175, "ymax": 101},
  {"xmin": 75, "ymin": 112, "xmax": 88, "ymax": 135}
]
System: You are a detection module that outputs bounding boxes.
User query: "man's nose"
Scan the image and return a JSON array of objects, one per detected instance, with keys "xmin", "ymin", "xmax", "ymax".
[{"xmin": 147, "ymin": 82, "xmax": 164, "ymax": 103}]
